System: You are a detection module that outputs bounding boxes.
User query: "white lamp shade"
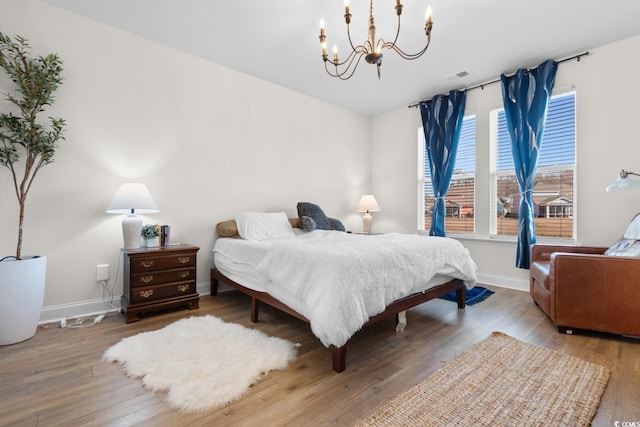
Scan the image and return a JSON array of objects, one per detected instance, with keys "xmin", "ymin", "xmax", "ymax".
[
  {"xmin": 106, "ymin": 183, "xmax": 159, "ymax": 214},
  {"xmin": 106, "ymin": 183, "xmax": 159, "ymax": 249},
  {"xmin": 356, "ymin": 195, "xmax": 381, "ymax": 213},
  {"xmin": 606, "ymin": 176, "xmax": 640, "ymax": 192}
]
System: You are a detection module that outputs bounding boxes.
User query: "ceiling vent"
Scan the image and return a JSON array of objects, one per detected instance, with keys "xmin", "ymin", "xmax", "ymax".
[{"xmin": 446, "ymin": 70, "xmax": 469, "ymax": 81}]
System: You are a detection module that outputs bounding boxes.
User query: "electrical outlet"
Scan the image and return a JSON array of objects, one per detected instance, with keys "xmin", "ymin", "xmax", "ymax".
[{"xmin": 96, "ymin": 264, "xmax": 109, "ymax": 282}]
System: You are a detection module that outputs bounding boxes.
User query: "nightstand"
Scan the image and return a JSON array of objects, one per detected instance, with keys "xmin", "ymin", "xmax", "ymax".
[{"xmin": 121, "ymin": 244, "xmax": 200, "ymax": 323}]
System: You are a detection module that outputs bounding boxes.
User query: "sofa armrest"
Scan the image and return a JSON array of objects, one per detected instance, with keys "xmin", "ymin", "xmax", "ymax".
[
  {"xmin": 550, "ymin": 253, "xmax": 640, "ymax": 335},
  {"xmin": 531, "ymin": 244, "xmax": 607, "ymax": 262}
]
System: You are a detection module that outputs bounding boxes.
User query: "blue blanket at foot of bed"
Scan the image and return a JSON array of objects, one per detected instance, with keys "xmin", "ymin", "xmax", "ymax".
[{"xmin": 439, "ymin": 286, "xmax": 494, "ymax": 306}]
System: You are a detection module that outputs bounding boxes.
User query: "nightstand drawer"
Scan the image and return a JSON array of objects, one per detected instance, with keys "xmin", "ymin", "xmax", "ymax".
[
  {"xmin": 131, "ymin": 282, "xmax": 196, "ymax": 303},
  {"xmin": 130, "ymin": 253, "xmax": 196, "ymax": 273},
  {"xmin": 131, "ymin": 268, "xmax": 195, "ymax": 287}
]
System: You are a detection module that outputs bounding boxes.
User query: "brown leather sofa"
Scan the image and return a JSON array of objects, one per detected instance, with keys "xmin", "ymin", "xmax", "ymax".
[{"xmin": 530, "ymin": 244, "xmax": 640, "ymax": 337}]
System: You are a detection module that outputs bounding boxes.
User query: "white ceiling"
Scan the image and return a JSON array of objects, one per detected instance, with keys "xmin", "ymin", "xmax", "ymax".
[{"xmin": 43, "ymin": 0, "xmax": 640, "ymax": 116}]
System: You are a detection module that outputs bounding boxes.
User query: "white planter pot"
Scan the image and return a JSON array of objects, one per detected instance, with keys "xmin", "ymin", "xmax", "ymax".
[
  {"xmin": 144, "ymin": 238, "xmax": 159, "ymax": 248},
  {"xmin": 0, "ymin": 255, "xmax": 46, "ymax": 345}
]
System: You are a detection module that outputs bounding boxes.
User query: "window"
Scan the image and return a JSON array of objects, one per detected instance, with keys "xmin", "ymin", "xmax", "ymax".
[
  {"xmin": 418, "ymin": 116, "xmax": 476, "ymax": 234},
  {"xmin": 490, "ymin": 92, "xmax": 576, "ymax": 239}
]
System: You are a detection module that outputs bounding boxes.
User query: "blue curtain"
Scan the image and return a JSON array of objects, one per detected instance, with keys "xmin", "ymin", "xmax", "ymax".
[
  {"xmin": 500, "ymin": 59, "xmax": 558, "ymax": 269},
  {"xmin": 419, "ymin": 90, "xmax": 466, "ymax": 237}
]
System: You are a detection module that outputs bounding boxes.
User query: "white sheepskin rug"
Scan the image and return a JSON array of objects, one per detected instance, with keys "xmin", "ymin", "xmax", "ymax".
[{"xmin": 102, "ymin": 315, "xmax": 298, "ymax": 412}]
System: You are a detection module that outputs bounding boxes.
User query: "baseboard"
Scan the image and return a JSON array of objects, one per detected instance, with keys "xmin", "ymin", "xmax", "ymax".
[
  {"xmin": 196, "ymin": 280, "xmax": 213, "ymax": 296},
  {"xmin": 477, "ymin": 273, "xmax": 528, "ymax": 292},
  {"xmin": 39, "ymin": 275, "xmax": 527, "ymax": 324},
  {"xmin": 39, "ymin": 280, "xmax": 212, "ymax": 324}
]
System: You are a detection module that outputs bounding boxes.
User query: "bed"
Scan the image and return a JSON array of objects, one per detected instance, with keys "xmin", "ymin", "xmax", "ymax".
[{"xmin": 210, "ymin": 212, "xmax": 478, "ymax": 372}]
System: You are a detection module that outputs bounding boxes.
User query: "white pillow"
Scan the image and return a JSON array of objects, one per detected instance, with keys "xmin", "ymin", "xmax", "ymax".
[{"xmin": 233, "ymin": 212, "xmax": 295, "ymax": 241}]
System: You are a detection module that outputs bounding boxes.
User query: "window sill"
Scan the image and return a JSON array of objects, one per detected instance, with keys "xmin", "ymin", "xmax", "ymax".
[{"xmin": 417, "ymin": 230, "xmax": 577, "ymax": 246}]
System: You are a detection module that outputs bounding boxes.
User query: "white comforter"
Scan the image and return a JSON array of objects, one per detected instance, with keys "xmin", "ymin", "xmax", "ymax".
[{"xmin": 255, "ymin": 231, "xmax": 477, "ymax": 348}]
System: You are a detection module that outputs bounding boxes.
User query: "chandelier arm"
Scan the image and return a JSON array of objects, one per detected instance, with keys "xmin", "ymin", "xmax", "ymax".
[
  {"xmin": 324, "ymin": 51, "xmax": 367, "ymax": 80},
  {"xmin": 345, "ymin": 22, "xmax": 359, "ymax": 54},
  {"xmin": 389, "ymin": 36, "xmax": 431, "ymax": 60},
  {"xmin": 387, "ymin": 11, "xmax": 402, "ymax": 50},
  {"xmin": 337, "ymin": 52, "xmax": 367, "ymax": 80},
  {"xmin": 363, "ymin": 40, "xmax": 374, "ymax": 54},
  {"xmin": 379, "ymin": 39, "xmax": 395, "ymax": 50},
  {"xmin": 329, "ymin": 45, "xmax": 367, "ymax": 68}
]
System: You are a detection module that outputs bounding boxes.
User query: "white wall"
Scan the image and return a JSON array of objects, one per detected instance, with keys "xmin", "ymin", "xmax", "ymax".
[
  {"xmin": 0, "ymin": 1, "xmax": 371, "ymax": 321},
  {"xmin": 3, "ymin": 1, "xmax": 639, "ymax": 320},
  {"xmin": 372, "ymin": 34, "xmax": 640, "ymax": 290}
]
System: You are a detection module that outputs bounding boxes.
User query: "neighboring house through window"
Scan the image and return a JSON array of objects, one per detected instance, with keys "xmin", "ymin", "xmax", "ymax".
[
  {"xmin": 491, "ymin": 91, "xmax": 576, "ymax": 239},
  {"xmin": 418, "ymin": 91, "xmax": 576, "ymax": 240},
  {"xmin": 419, "ymin": 116, "xmax": 476, "ymax": 234}
]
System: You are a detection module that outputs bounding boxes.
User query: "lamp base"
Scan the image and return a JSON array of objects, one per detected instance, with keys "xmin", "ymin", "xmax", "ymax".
[
  {"xmin": 362, "ymin": 212, "xmax": 373, "ymax": 234},
  {"xmin": 122, "ymin": 214, "xmax": 142, "ymax": 249}
]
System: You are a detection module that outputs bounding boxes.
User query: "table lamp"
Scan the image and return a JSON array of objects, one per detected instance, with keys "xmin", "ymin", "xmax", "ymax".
[
  {"xmin": 356, "ymin": 195, "xmax": 381, "ymax": 234},
  {"xmin": 106, "ymin": 183, "xmax": 159, "ymax": 249}
]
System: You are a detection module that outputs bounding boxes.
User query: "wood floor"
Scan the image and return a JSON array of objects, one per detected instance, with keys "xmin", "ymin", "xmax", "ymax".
[{"xmin": 1, "ymin": 285, "xmax": 639, "ymax": 426}]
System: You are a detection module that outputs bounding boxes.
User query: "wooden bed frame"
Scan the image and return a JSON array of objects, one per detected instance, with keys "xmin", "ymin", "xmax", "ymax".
[{"xmin": 210, "ymin": 268, "xmax": 466, "ymax": 373}]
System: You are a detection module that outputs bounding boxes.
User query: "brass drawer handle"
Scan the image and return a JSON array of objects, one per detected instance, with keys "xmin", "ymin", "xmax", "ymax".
[
  {"xmin": 178, "ymin": 271, "xmax": 190, "ymax": 279},
  {"xmin": 139, "ymin": 289, "xmax": 154, "ymax": 298},
  {"xmin": 177, "ymin": 284, "xmax": 189, "ymax": 293},
  {"xmin": 141, "ymin": 260, "xmax": 154, "ymax": 268},
  {"xmin": 140, "ymin": 275, "xmax": 154, "ymax": 284},
  {"xmin": 177, "ymin": 256, "xmax": 190, "ymax": 264}
]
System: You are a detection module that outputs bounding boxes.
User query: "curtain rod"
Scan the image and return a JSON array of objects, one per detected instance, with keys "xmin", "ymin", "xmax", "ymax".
[{"xmin": 407, "ymin": 51, "xmax": 589, "ymax": 109}]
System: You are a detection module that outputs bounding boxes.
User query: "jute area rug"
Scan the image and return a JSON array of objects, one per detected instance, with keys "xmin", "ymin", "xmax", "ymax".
[
  {"xmin": 357, "ymin": 332, "xmax": 610, "ymax": 427},
  {"xmin": 103, "ymin": 315, "xmax": 298, "ymax": 412}
]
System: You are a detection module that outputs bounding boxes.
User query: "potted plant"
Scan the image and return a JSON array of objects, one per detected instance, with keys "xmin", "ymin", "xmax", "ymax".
[
  {"xmin": 0, "ymin": 32, "xmax": 66, "ymax": 345},
  {"xmin": 141, "ymin": 224, "xmax": 160, "ymax": 247}
]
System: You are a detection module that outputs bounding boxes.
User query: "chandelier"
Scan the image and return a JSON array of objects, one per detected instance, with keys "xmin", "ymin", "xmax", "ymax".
[{"xmin": 318, "ymin": 0, "xmax": 433, "ymax": 80}]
